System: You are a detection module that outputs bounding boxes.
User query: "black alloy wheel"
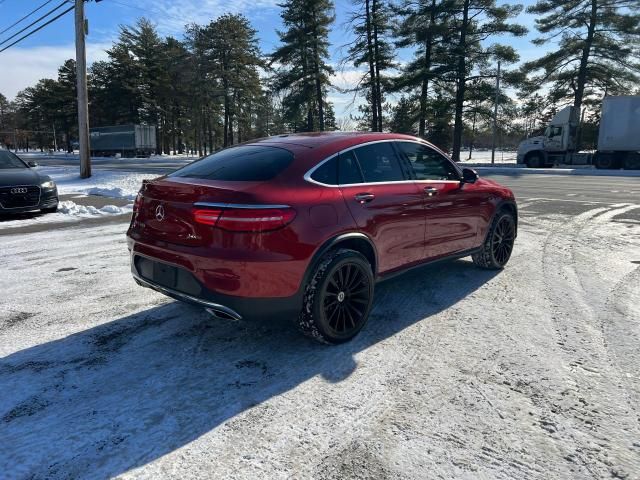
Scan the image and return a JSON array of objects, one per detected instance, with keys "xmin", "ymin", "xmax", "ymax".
[
  {"xmin": 472, "ymin": 211, "xmax": 516, "ymax": 269},
  {"xmin": 297, "ymin": 249, "xmax": 374, "ymax": 344},
  {"xmin": 491, "ymin": 215, "xmax": 516, "ymax": 266},
  {"xmin": 321, "ymin": 262, "xmax": 371, "ymax": 338}
]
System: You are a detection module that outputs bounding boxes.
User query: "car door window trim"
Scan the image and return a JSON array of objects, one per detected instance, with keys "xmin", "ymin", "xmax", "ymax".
[
  {"xmin": 304, "ymin": 139, "xmax": 462, "ymax": 187},
  {"xmin": 394, "ymin": 140, "xmax": 463, "ymax": 182}
]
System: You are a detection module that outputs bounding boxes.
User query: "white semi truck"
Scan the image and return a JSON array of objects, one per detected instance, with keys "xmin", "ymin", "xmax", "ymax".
[{"xmin": 516, "ymin": 95, "xmax": 640, "ymax": 170}]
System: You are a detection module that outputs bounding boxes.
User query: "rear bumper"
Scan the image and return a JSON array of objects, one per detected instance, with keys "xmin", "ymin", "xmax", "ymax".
[
  {"xmin": 129, "ymin": 250, "xmax": 304, "ymax": 321},
  {"xmin": 132, "ymin": 271, "xmax": 243, "ymax": 320}
]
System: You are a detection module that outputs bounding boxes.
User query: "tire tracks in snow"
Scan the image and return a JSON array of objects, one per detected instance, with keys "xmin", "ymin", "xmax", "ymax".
[{"xmin": 540, "ymin": 203, "xmax": 640, "ymax": 478}]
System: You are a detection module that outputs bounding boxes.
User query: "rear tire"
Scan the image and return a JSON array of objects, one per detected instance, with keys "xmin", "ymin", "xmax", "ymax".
[
  {"xmin": 472, "ymin": 211, "xmax": 516, "ymax": 270},
  {"xmin": 623, "ymin": 154, "xmax": 640, "ymax": 170},
  {"xmin": 594, "ymin": 153, "xmax": 617, "ymax": 169},
  {"xmin": 297, "ymin": 249, "xmax": 374, "ymax": 344}
]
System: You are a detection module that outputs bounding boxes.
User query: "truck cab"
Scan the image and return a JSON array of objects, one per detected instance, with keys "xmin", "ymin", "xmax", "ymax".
[{"xmin": 517, "ymin": 106, "xmax": 580, "ymax": 168}]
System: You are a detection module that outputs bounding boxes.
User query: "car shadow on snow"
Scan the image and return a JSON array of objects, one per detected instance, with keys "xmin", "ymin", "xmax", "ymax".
[
  {"xmin": 0, "ymin": 212, "xmax": 45, "ymax": 223},
  {"xmin": 0, "ymin": 258, "xmax": 499, "ymax": 479}
]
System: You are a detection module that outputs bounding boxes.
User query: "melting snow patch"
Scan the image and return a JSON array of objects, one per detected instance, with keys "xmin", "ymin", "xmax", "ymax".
[
  {"xmin": 37, "ymin": 167, "xmax": 155, "ymax": 200},
  {"xmin": 0, "ymin": 201, "xmax": 133, "ymax": 230},
  {"xmin": 58, "ymin": 201, "xmax": 133, "ymax": 217}
]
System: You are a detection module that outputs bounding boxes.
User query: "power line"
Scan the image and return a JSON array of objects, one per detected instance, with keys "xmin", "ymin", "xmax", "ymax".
[
  {"xmin": 0, "ymin": 4, "xmax": 75, "ymax": 53},
  {"xmin": 0, "ymin": 1, "xmax": 70, "ymax": 48},
  {"xmin": 0, "ymin": 0, "xmax": 55, "ymax": 36}
]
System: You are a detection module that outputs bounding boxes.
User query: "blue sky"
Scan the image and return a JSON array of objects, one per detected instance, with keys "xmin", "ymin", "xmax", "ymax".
[{"xmin": 0, "ymin": 0, "xmax": 543, "ymax": 119}]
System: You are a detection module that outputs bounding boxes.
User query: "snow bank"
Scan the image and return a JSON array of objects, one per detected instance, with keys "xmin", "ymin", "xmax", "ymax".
[
  {"xmin": 38, "ymin": 166, "xmax": 155, "ymax": 200},
  {"xmin": 0, "ymin": 201, "xmax": 133, "ymax": 230},
  {"xmin": 457, "ymin": 150, "xmax": 517, "ymax": 164},
  {"xmin": 57, "ymin": 200, "xmax": 132, "ymax": 216}
]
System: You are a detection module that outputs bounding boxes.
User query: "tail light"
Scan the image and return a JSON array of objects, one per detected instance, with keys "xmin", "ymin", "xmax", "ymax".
[
  {"xmin": 193, "ymin": 208, "xmax": 222, "ymax": 225},
  {"xmin": 193, "ymin": 206, "xmax": 296, "ymax": 232},
  {"xmin": 133, "ymin": 193, "xmax": 143, "ymax": 213}
]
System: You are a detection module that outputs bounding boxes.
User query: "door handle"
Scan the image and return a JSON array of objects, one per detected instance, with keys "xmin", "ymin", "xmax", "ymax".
[
  {"xmin": 354, "ymin": 192, "xmax": 375, "ymax": 204},
  {"xmin": 424, "ymin": 187, "xmax": 439, "ymax": 197}
]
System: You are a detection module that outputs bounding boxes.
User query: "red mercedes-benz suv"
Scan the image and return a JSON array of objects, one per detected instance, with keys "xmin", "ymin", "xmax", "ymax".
[{"xmin": 127, "ymin": 133, "xmax": 516, "ymax": 343}]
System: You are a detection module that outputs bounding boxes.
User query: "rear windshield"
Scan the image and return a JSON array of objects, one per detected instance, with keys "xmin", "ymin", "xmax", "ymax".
[
  {"xmin": 168, "ymin": 145, "xmax": 293, "ymax": 181},
  {"xmin": 0, "ymin": 150, "xmax": 27, "ymax": 169}
]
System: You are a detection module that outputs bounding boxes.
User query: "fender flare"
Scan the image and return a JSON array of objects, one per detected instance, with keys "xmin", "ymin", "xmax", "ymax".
[
  {"xmin": 483, "ymin": 199, "xmax": 518, "ymax": 243},
  {"xmin": 300, "ymin": 232, "xmax": 379, "ymax": 289}
]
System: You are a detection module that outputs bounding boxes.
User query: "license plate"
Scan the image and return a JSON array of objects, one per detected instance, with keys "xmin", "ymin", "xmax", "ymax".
[{"xmin": 153, "ymin": 262, "xmax": 177, "ymax": 288}]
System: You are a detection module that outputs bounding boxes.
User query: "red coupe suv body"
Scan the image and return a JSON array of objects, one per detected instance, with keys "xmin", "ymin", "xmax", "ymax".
[{"xmin": 127, "ymin": 132, "xmax": 517, "ymax": 343}]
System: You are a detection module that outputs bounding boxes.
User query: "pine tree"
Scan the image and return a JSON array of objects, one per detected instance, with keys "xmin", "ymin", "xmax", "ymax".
[
  {"xmin": 389, "ymin": 96, "xmax": 417, "ymax": 134},
  {"xmin": 0, "ymin": 93, "xmax": 9, "ymax": 132},
  {"xmin": 342, "ymin": 0, "xmax": 394, "ymax": 131},
  {"xmin": 393, "ymin": 0, "xmax": 456, "ymax": 137},
  {"xmin": 449, "ymin": 0, "xmax": 526, "ymax": 161},
  {"xmin": 272, "ymin": 0, "xmax": 334, "ymax": 132},
  {"xmin": 56, "ymin": 60, "xmax": 78, "ymax": 152},
  {"xmin": 523, "ymin": 0, "xmax": 640, "ymax": 116}
]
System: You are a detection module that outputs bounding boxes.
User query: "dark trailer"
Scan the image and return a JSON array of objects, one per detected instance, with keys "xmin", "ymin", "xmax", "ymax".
[{"xmin": 90, "ymin": 125, "xmax": 157, "ymax": 158}]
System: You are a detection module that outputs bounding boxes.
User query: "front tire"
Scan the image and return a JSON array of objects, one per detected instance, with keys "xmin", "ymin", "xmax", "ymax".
[
  {"xmin": 297, "ymin": 249, "xmax": 374, "ymax": 344},
  {"xmin": 472, "ymin": 211, "xmax": 516, "ymax": 270},
  {"xmin": 526, "ymin": 153, "xmax": 543, "ymax": 168}
]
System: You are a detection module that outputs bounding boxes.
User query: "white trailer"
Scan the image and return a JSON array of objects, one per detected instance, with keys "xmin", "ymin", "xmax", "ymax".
[{"xmin": 517, "ymin": 96, "xmax": 640, "ymax": 170}]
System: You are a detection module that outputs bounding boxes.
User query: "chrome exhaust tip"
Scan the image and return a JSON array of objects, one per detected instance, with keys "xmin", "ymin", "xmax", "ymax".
[{"xmin": 206, "ymin": 307, "xmax": 241, "ymax": 321}]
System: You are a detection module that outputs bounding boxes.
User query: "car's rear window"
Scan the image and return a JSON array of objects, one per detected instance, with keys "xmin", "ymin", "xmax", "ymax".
[{"xmin": 168, "ymin": 145, "xmax": 293, "ymax": 181}]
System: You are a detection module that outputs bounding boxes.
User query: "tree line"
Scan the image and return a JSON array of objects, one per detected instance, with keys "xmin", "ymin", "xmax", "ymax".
[{"xmin": 0, "ymin": 0, "xmax": 638, "ymax": 159}]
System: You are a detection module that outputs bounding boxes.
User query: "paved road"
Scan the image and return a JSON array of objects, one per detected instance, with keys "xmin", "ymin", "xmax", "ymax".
[{"xmin": 483, "ymin": 173, "xmax": 640, "ymax": 217}]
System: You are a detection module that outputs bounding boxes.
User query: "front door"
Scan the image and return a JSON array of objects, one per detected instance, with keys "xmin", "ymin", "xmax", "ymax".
[
  {"xmin": 338, "ymin": 142, "xmax": 426, "ymax": 274},
  {"xmin": 395, "ymin": 141, "xmax": 480, "ymax": 259}
]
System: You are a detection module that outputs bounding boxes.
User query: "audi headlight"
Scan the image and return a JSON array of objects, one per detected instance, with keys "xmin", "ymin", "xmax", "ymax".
[{"xmin": 41, "ymin": 180, "xmax": 56, "ymax": 189}]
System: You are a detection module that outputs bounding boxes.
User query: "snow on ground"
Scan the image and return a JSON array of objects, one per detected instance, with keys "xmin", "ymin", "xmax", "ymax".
[
  {"xmin": 0, "ymin": 201, "xmax": 132, "ymax": 230},
  {"xmin": 37, "ymin": 166, "xmax": 155, "ymax": 200},
  {"xmin": 457, "ymin": 150, "xmax": 517, "ymax": 164},
  {"xmin": 1, "ymin": 199, "xmax": 639, "ymax": 479}
]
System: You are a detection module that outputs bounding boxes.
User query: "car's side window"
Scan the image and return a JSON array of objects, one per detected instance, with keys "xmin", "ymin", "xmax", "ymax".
[
  {"xmin": 310, "ymin": 156, "xmax": 338, "ymax": 185},
  {"xmin": 352, "ymin": 142, "xmax": 406, "ymax": 183},
  {"xmin": 396, "ymin": 142, "xmax": 460, "ymax": 181},
  {"xmin": 338, "ymin": 150, "xmax": 364, "ymax": 185}
]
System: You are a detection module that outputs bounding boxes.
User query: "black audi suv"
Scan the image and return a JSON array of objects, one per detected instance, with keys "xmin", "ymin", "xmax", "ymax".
[{"xmin": 0, "ymin": 149, "xmax": 58, "ymax": 215}]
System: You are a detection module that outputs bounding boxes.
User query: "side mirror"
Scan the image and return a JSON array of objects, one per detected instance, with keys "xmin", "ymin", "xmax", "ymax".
[
  {"xmin": 461, "ymin": 168, "xmax": 478, "ymax": 184},
  {"xmin": 28, "ymin": 161, "xmax": 38, "ymax": 168}
]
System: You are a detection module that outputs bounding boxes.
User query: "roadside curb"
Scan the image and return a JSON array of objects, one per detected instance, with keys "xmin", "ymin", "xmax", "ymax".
[{"xmin": 473, "ymin": 166, "xmax": 640, "ymax": 178}]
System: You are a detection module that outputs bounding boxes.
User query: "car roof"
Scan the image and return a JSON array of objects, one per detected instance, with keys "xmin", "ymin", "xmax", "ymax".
[
  {"xmin": 241, "ymin": 132, "xmax": 453, "ymax": 178},
  {"xmin": 246, "ymin": 132, "xmax": 449, "ymax": 160}
]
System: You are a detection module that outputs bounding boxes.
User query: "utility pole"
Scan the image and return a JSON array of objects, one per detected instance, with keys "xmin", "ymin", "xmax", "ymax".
[
  {"xmin": 75, "ymin": 0, "xmax": 91, "ymax": 178},
  {"xmin": 491, "ymin": 61, "xmax": 501, "ymax": 165},
  {"xmin": 52, "ymin": 123, "xmax": 57, "ymax": 152}
]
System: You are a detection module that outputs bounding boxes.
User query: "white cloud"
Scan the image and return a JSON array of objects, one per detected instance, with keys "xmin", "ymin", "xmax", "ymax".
[
  {"xmin": 0, "ymin": 43, "xmax": 110, "ymax": 100},
  {"xmin": 129, "ymin": 0, "xmax": 281, "ymax": 34}
]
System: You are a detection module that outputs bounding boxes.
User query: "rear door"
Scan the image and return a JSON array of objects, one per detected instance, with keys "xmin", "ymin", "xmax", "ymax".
[
  {"xmin": 395, "ymin": 141, "xmax": 482, "ymax": 259},
  {"xmin": 338, "ymin": 141, "xmax": 426, "ymax": 273}
]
